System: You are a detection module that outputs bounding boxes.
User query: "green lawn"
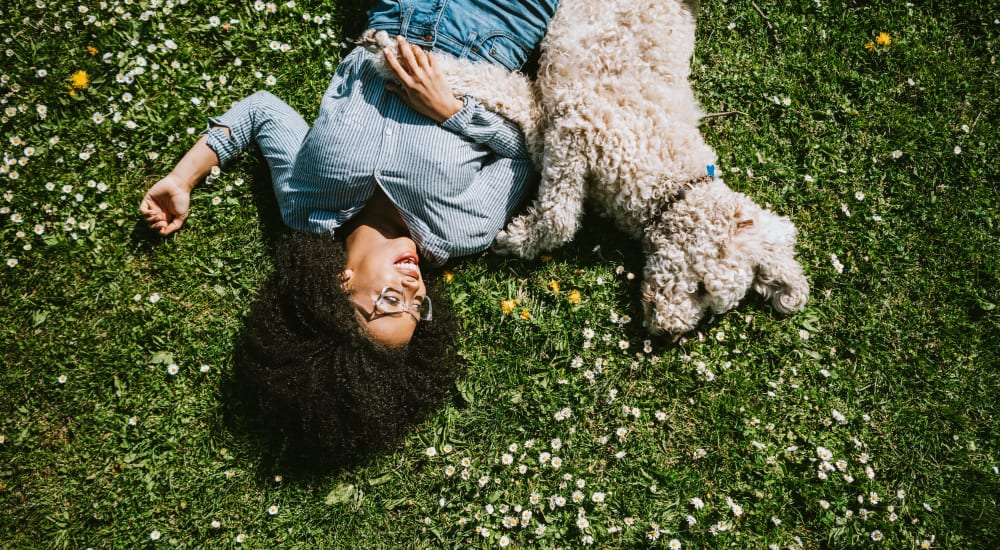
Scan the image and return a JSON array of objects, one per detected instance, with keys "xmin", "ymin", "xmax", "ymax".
[{"xmin": 1, "ymin": 0, "xmax": 997, "ymax": 548}]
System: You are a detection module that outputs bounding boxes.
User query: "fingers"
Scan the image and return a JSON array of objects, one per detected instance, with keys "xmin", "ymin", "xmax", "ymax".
[{"xmin": 383, "ymin": 47, "xmax": 412, "ymax": 87}]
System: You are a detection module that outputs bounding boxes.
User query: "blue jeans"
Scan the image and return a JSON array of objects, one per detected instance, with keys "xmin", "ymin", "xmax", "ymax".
[{"xmin": 367, "ymin": 0, "xmax": 559, "ymax": 71}]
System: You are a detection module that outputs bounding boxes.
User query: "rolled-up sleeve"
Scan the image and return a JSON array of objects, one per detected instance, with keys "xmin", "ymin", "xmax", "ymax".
[{"xmin": 440, "ymin": 96, "xmax": 529, "ymax": 160}]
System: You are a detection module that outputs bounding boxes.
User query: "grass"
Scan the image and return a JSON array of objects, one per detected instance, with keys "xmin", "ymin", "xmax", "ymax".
[{"xmin": 1, "ymin": 0, "xmax": 997, "ymax": 548}]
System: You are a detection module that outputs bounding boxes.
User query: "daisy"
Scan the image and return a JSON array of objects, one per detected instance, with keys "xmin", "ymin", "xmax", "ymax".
[
  {"xmin": 268, "ymin": 505, "xmax": 279, "ymax": 515},
  {"xmin": 150, "ymin": 530, "xmax": 161, "ymax": 540},
  {"xmin": 235, "ymin": 533, "xmax": 246, "ymax": 543},
  {"xmin": 166, "ymin": 364, "xmax": 179, "ymax": 375},
  {"xmin": 58, "ymin": 375, "xmax": 67, "ymax": 384}
]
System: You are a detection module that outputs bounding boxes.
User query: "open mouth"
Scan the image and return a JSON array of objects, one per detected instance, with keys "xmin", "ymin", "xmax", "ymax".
[{"xmin": 393, "ymin": 253, "xmax": 420, "ymax": 277}]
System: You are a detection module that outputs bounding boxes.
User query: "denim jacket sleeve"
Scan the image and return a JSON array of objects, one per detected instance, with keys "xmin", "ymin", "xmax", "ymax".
[{"xmin": 439, "ymin": 96, "xmax": 529, "ymax": 160}]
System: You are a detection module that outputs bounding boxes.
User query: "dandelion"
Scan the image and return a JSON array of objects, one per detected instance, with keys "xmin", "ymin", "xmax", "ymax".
[
  {"xmin": 875, "ymin": 32, "xmax": 891, "ymax": 46},
  {"xmin": 70, "ymin": 70, "xmax": 89, "ymax": 89},
  {"xmin": 548, "ymin": 280, "xmax": 560, "ymax": 293},
  {"xmin": 519, "ymin": 308, "xmax": 531, "ymax": 320},
  {"xmin": 501, "ymin": 299, "xmax": 518, "ymax": 314},
  {"xmin": 567, "ymin": 289, "xmax": 581, "ymax": 303}
]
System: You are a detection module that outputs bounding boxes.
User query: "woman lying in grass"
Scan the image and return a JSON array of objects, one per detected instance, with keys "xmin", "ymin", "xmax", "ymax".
[{"xmin": 139, "ymin": 0, "xmax": 558, "ymax": 468}]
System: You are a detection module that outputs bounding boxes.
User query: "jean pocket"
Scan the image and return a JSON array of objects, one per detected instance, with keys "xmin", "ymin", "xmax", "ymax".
[{"xmin": 474, "ymin": 32, "xmax": 531, "ymax": 71}]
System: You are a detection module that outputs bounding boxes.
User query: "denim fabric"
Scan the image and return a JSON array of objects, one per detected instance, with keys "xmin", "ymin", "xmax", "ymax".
[{"xmin": 367, "ymin": 0, "xmax": 559, "ymax": 71}]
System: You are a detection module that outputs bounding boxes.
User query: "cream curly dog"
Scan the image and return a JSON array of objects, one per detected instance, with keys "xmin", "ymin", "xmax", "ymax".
[
  {"xmin": 359, "ymin": 0, "xmax": 809, "ymax": 335},
  {"xmin": 493, "ymin": 0, "xmax": 809, "ymax": 334}
]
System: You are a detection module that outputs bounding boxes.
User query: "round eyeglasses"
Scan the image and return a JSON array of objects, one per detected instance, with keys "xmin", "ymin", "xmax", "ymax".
[{"xmin": 372, "ymin": 286, "xmax": 432, "ymax": 322}]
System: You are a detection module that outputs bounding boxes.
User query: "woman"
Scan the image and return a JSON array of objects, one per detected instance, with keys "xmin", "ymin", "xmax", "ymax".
[{"xmin": 140, "ymin": 1, "xmax": 559, "ymax": 468}]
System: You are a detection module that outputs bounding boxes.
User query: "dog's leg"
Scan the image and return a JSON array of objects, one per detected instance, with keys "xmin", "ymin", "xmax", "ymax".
[{"xmin": 493, "ymin": 130, "xmax": 589, "ymax": 258}]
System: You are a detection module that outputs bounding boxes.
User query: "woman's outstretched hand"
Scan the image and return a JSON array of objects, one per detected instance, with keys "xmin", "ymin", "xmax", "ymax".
[
  {"xmin": 383, "ymin": 35, "xmax": 464, "ymax": 123},
  {"xmin": 140, "ymin": 175, "xmax": 191, "ymax": 236}
]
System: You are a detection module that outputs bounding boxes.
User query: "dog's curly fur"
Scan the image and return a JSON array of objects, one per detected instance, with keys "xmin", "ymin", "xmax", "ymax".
[
  {"xmin": 492, "ymin": 0, "xmax": 809, "ymax": 334},
  {"xmin": 359, "ymin": 0, "xmax": 808, "ymax": 335}
]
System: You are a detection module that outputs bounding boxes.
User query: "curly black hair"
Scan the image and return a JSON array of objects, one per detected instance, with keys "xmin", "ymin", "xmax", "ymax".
[{"xmin": 231, "ymin": 231, "xmax": 461, "ymax": 472}]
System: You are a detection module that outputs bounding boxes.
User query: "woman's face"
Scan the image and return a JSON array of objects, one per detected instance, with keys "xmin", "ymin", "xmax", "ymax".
[{"xmin": 342, "ymin": 225, "xmax": 428, "ymax": 348}]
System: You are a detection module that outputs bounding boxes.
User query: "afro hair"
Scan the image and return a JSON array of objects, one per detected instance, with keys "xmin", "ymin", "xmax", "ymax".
[{"xmin": 231, "ymin": 231, "xmax": 462, "ymax": 472}]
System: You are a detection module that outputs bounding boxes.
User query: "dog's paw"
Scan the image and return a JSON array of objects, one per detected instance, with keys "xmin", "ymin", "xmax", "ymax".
[
  {"xmin": 354, "ymin": 29, "xmax": 394, "ymax": 53},
  {"xmin": 492, "ymin": 228, "xmax": 533, "ymax": 258}
]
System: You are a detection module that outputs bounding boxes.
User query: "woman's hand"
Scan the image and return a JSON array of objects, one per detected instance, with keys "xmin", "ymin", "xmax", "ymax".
[
  {"xmin": 383, "ymin": 35, "xmax": 464, "ymax": 123},
  {"xmin": 140, "ymin": 175, "xmax": 191, "ymax": 236}
]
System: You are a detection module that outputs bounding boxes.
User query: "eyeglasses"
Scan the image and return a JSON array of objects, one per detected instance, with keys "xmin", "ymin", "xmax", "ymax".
[{"xmin": 371, "ymin": 286, "xmax": 432, "ymax": 322}]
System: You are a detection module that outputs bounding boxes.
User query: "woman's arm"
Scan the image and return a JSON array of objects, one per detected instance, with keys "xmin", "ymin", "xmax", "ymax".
[
  {"xmin": 383, "ymin": 36, "xmax": 529, "ymax": 160},
  {"xmin": 382, "ymin": 36, "xmax": 463, "ymax": 123}
]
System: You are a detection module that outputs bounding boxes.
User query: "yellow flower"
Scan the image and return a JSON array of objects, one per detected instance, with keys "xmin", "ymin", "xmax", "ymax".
[
  {"xmin": 875, "ymin": 32, "xmax": 891, "ymax": 46},
  {"xmin": 443, "ymin": 270, "xmax": 454, "ymax": 282},
  {"xmin": 501, "ymin": 299, "xmax": 519, "ymax": 315},
  {"xmin": 86, "ymin": 45, "xmax": 98, "ymax": 56},
  {"xmin": 567, "ymin": 289, "xmax": 581, "ymax": 304},
  {"xmin": 540, "ymin": 255, "xmax": 552, "ymax": 263},
  {"xmin": 864, "ymin": 40, "xmax": 875, "ymax": 52},
  {"xmin": 70, "ymin": 70, "xmax": 89, "ymax": 89},
  {"xmin": 548, "ymin": 280, "xmax": 560, "ymax": 293},
  {"xmin": 519, "ymin": 308, "xmax": 531, "ymax": 320}
]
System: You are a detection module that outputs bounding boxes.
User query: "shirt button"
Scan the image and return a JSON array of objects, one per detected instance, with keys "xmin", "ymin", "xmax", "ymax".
[{"xmin": 384, "ymin": 128, "xmax": 393, "ymax": 136}]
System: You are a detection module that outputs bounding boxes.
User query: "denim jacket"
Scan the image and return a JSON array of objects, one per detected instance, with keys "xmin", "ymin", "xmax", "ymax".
[{"xmin": 367, "ymin": 0, "xmax": 560, "ymax": 72}]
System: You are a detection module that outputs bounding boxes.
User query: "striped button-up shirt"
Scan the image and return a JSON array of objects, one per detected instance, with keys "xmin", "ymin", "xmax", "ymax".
[{"xmin": 281, "ymin": 47, "xmax": 535, "ymax": 265}]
